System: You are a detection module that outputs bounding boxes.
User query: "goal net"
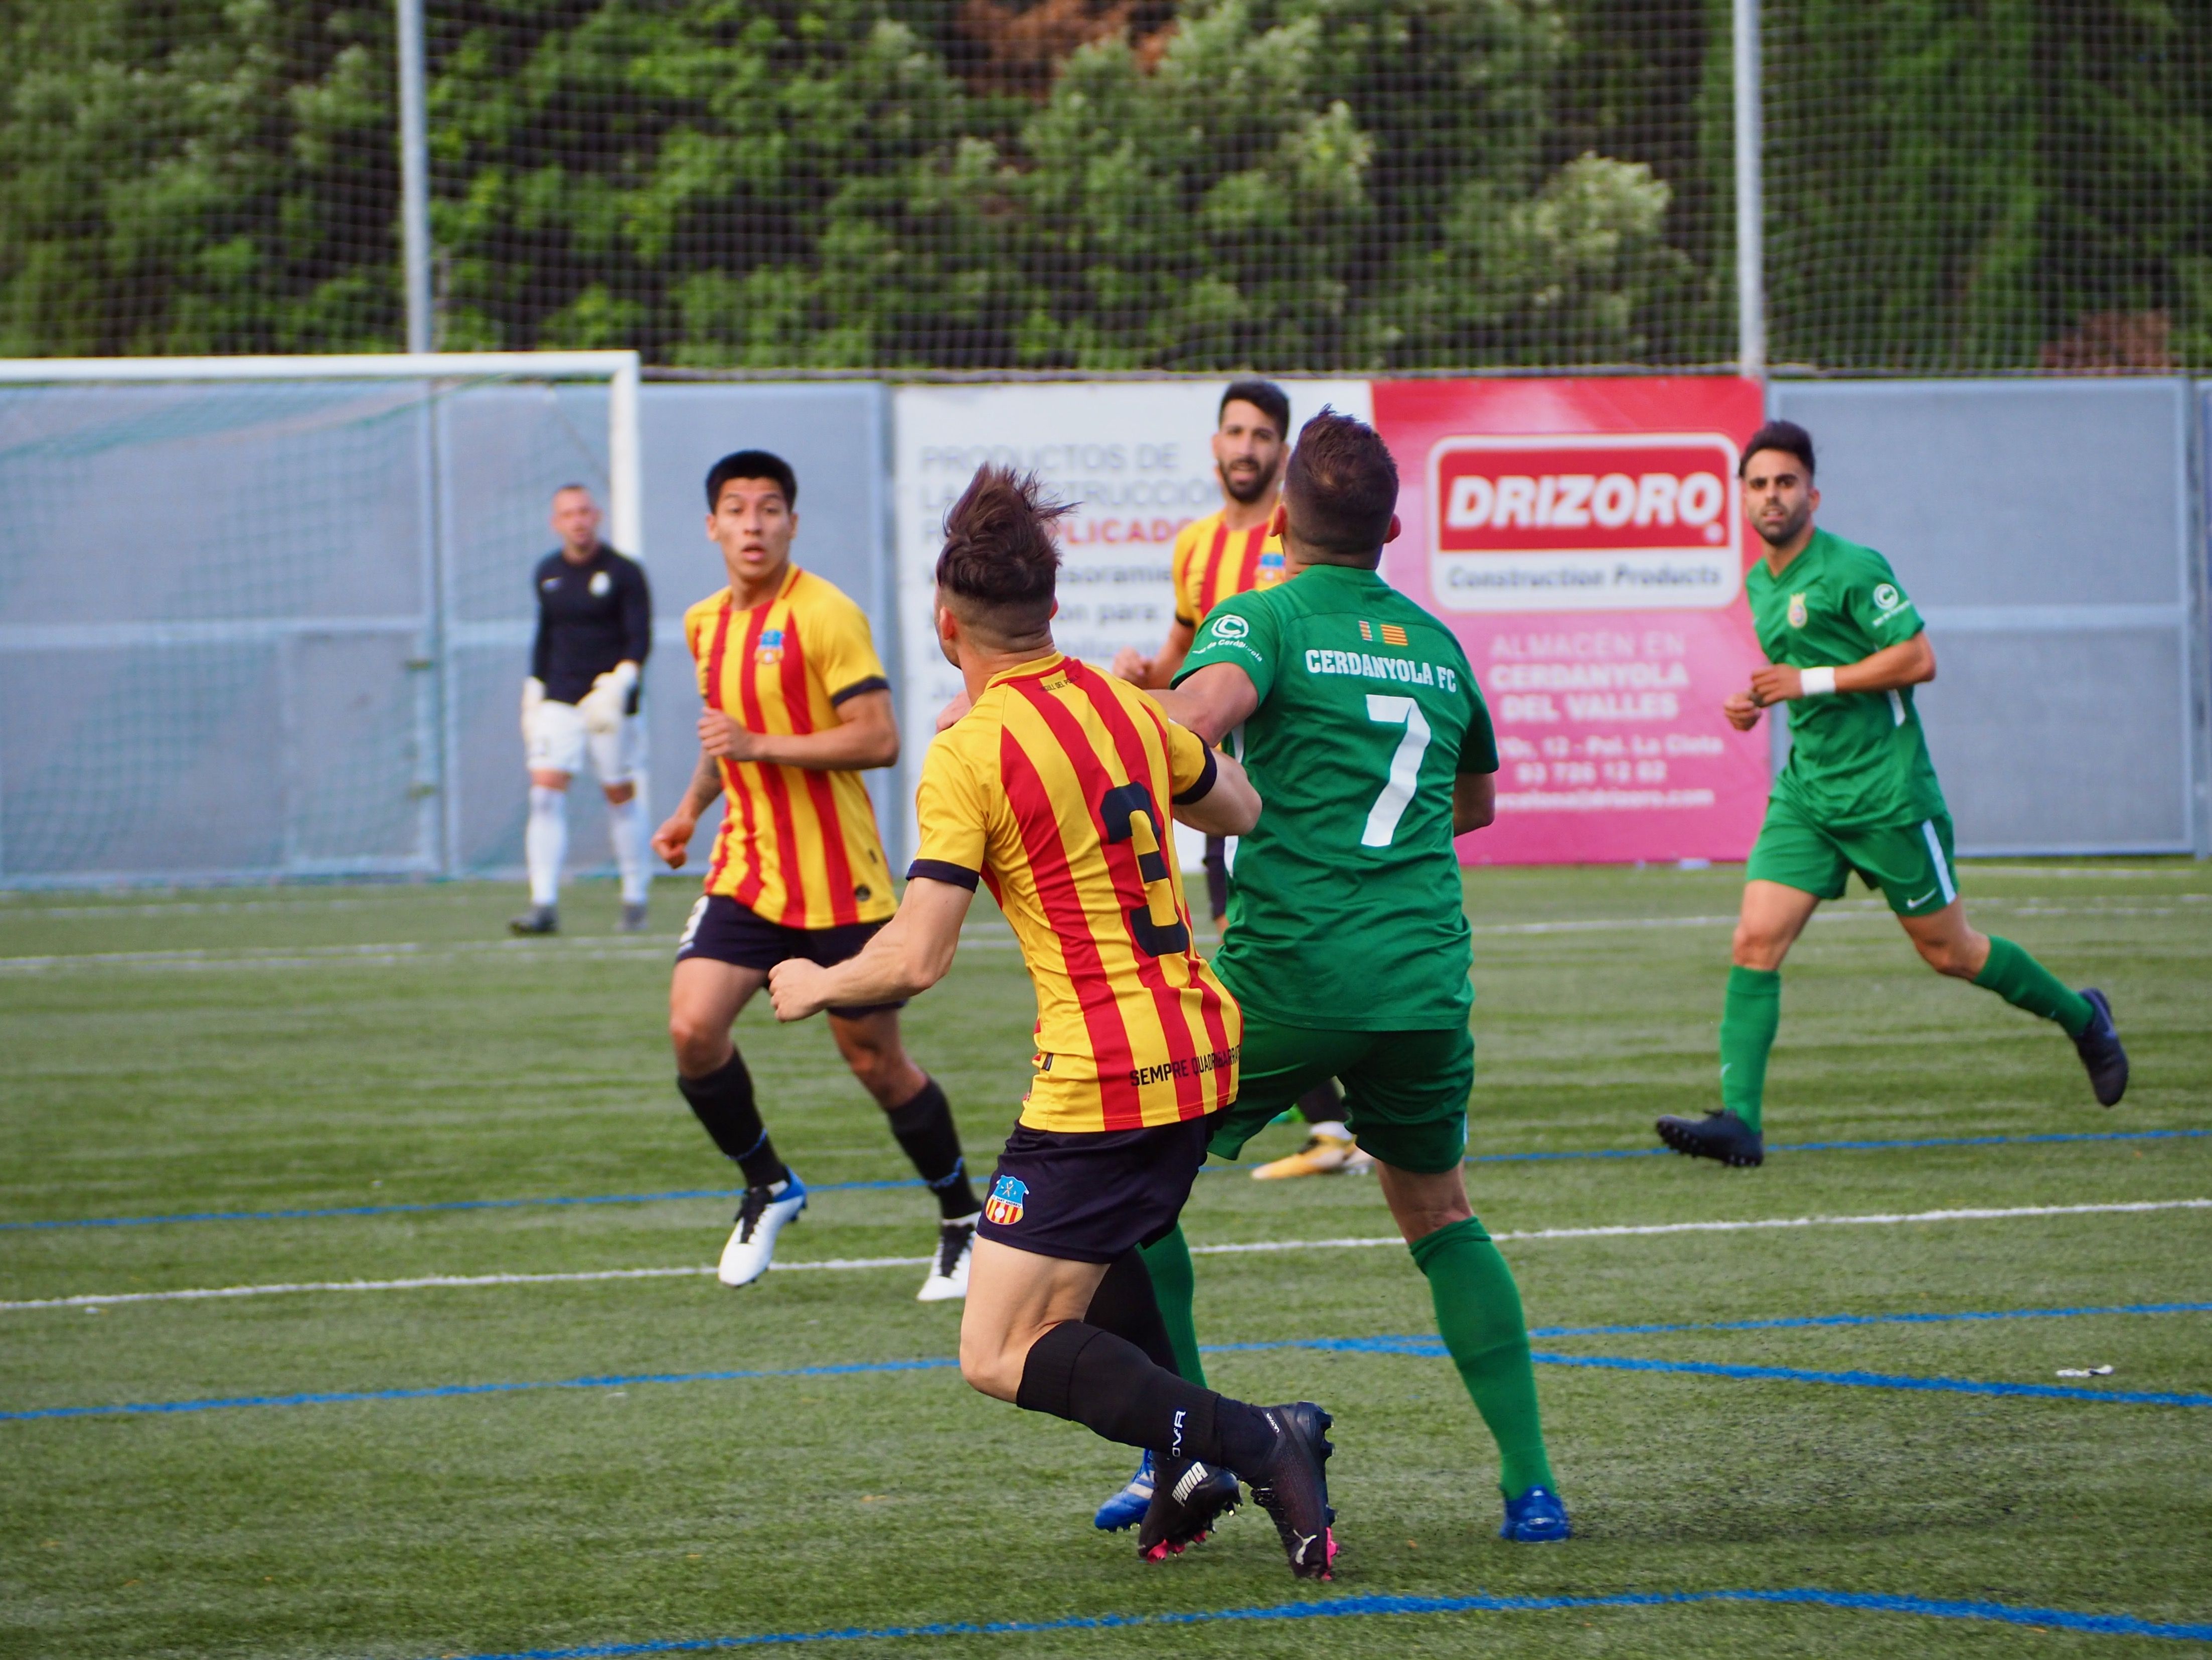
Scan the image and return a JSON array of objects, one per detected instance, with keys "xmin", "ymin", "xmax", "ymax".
[{"xmin": 0, "ymin": 352, "xmax": 642, "ymax": 886}]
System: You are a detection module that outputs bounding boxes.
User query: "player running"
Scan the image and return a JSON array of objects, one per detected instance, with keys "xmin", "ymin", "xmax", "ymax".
[
  {"xmin": 1137, "ymin": 409, "xmax": 1572, "ymax": 1547},
  {"xmin": 1655, "ymin": 420, "xmax": 2128, "ymax": 1168},
  {"xmin": 767, "ymin": 465, "xmax": 1339, "ymax": 1580},
  {"xmin": 652, "ymin": 450, "xmax": 982, "ymax": 1301},
  {"xmin": 513, "ymin": 484, "xmax": 654, "ymax": 936},
  {"xmin": 1112, "ymin": 379, "xmax": 1361, "ymax": 1187}
]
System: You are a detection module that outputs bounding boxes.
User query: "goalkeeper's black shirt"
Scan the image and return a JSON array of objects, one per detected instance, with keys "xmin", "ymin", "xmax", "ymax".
[{"xmin": 530, "ymin": 544, "xmax": 652, "ymax": 708}]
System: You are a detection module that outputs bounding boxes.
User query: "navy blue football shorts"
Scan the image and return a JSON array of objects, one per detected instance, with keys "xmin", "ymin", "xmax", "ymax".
[
  {"xmin": 976, "ymin": 1114, "xmax": 1217, "ymax": 1264},
  {"xmin": 673, "ymin": 893, "xmax": 902, "ymax": 1019}
]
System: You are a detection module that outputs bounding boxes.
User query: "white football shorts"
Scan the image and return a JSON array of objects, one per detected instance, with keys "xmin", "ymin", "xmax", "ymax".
[{"xmin": 526, "ymin": 698, "xmax": 646, "ymax": 785}]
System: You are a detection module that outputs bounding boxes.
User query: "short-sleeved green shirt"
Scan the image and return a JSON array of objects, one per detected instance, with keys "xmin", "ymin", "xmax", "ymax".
[
  {"xmin": 1174, "ymin": 562, "xmax": 1496, "ymax": 1031},
  {"xmin": 1748, "ymin": 527, "xmax": 1946, "ymax": 830}
]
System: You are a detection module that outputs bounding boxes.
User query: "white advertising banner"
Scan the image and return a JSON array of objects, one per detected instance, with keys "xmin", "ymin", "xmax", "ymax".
[{"xmin": 891, "ymin": 380, "xmax": 1369, "ymax": 864}]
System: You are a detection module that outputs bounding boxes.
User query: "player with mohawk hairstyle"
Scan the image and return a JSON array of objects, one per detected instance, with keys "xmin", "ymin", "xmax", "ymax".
[{"xmin": 769, "ymin": 465, "xmax": 1340, "ymax": 1580}]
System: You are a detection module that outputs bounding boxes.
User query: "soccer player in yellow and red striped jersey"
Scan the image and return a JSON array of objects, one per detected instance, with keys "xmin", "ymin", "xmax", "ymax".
[
  {"xmin": 767, "ymin": 466, "xmax": 1338, "ymax": 1580},
  {"xmin": 650, "ymin": 451, "xmax": 980, "ymax": 1301}
]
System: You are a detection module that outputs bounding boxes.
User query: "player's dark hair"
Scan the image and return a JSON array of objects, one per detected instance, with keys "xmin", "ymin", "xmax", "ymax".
[
  {"xmin": 935, "ymin": 466, "xmax": 1070, "ymax": 641},
  {"xmin": 1219, "ymin": 378, "xmax": 1290, "ymax": 437},
  {"xmin": 1282, "ymin": 407, "xmax": 1398, "ymax": 566},
  {"xmin": 705, "ymin": 449, "xmax": 798, "ymax": 510},
  {"xmin": 1739, "ymin": 420, "xmax": 1815, "ymax": 480}
]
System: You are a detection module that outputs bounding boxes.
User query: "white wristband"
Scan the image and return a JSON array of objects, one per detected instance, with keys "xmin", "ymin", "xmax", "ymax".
[{"xmin": 1799, "ymin": 666, "xmax": 1838, "ymax": 697}]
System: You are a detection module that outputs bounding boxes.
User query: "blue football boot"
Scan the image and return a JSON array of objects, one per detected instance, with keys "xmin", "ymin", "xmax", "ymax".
[
  {"xmin": 1093, "ymin": 1452, "xmax": 1154, "ymax": 1532},
  {"xmin": 2072, "ymin": 988, "xmax": 2128, "ymax": 1106},
  {"xmin": 1500, "ymin": 1484, "xmax": 1572, "ymax": 1543}
]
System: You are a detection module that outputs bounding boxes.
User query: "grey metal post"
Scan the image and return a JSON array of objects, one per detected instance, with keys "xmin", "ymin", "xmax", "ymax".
[
  {"xmin": 396, "ymin": 0, "xmax": 433, "ymax": 355},
  {"xmin": 1733, "ymin": 0, "xmax": 1766, "ymax": 381}
]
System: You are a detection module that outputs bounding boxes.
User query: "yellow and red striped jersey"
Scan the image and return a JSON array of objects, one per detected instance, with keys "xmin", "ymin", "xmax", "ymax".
[
  {"xmin": 908, "ymin": 653, "xmax": 1240, "ymax": 1133},
  {"xmin": 682, "ymin": 566, "xmax": 895, "ymax": 929},
  {"xmin": 1170, "ymin": 507, "xmax": 1287, "ymax": 628}
]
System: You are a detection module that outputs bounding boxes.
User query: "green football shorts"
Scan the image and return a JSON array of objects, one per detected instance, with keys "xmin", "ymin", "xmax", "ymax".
[
  {"xmin": 1209, "ymin": 1015, "xmax": 1474, "ymax": 1174},
  {"xmin": 1747, "ymin": 795, "xmax": 1961, "ymax": 918}
]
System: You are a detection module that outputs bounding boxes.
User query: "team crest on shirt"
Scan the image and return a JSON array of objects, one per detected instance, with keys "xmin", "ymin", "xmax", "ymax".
[
  {"xmin": 1787, "ymin": 592, "xmax": 1808, "ymax": 628},
  {"xmin": 755, "ymin": 628, "xmax": 785, "ymax": 665},
  {"xmin": 1209, "ymin": 614, "xmax": 1250, "ymax": 642},
  {"xmin": 984, "ymin": 1174, "xmax": 1028, "ymax": 1226},
  {"xmin": 1256, "ymin": 548, "xmax": 1287, "ymax": 585},
  {"xmin": 589, "ymin": 570, "xmax": 612, "ymax": 597}
]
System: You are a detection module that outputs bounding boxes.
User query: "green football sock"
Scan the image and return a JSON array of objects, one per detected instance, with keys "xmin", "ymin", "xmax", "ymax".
[
  {"xmin": 1718, "ymin": 965, "xmax": 1781, "ymax": 1132},
  {"xmin": 1974, "ymin": 935, "xmax": 2093, "ymax": 1036},
  {"xmin": 1138, "ymin": 1224, "xmax": 1207, "ymax": 1387},
  {"xmin": 1408, "ymin": 1216, "xmax": 1555, "ymax": 1498}
]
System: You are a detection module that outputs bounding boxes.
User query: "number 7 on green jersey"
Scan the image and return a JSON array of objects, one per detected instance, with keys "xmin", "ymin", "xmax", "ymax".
[{"xmin": 1362, "ymin": 694, "xmax": 1432, "ymax": 847}]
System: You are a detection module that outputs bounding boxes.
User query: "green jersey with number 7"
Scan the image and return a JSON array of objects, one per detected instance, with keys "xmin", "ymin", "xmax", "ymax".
[{"xmin": 1173, "ymin": 561, "xmax": 1495, "ymax": 1030}]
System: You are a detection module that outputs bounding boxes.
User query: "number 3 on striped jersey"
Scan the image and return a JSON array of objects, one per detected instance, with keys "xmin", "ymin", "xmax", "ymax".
[
  {"xmin": 1100, "ymin": 780, "xmax": 1192, "ymax": 957},
  {"xmin": 1361, "ymin": 694, "xmax": 1432, "ymax": 847}
]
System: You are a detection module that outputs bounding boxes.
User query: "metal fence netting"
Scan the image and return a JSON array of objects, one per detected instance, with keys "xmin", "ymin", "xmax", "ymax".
[{"xmin": 2, "ymin": 2, "xmax": 2205, "ymax": 374}]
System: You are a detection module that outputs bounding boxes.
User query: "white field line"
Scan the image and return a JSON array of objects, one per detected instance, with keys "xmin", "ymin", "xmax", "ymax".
[
  {"xmin": 11, "ymin": 895, "xmax": 2199, "ymax": 975},
  {"xmin": 9, "ymin": 1198, "xmax": 2203, "ymax": 1314},
  {"xmin": 0, "ymin": 933, "xmax": 1026, "ymax": 974}
]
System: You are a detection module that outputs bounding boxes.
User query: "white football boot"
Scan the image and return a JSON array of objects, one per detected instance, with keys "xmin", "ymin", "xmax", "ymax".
[
  {"xmin": 916, "ymin": 1211, "xmax": 980, "ymax": 1302},
  {"xmin": 717, "ymin": 1173, "xmax": 807, "ymax": 1288}
]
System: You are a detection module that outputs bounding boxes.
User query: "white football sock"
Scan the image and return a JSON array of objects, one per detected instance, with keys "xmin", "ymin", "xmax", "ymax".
[
  {"xmin": 607, "ymin": 791, "xmax": 650, "ymax": 904},
  {"xmin": 526, "ymin": 784, "xmax": 568, "ymax": 907},
  {"xmin": 1306, "ymin": 1120, "xmax": 1350, "ymax": 1141}
]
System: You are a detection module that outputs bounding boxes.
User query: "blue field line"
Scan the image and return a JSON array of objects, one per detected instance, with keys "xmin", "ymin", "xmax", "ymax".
[
  {"xmin": 11, "ymin": 1302, "xmax": 2206, "ymax": 1424},
  {"xmin": 7, "ymin": 1127, "xmax": 2203, "ymax": 1234},
  {"xmin": 0, "ymin": 1355, "xmax": 961, "ymax": 1423},
  {"xmin": 1523, "ymin": 1298, "xmax": 2212, "ymax": 1340},
  {"xmin": 420, "ymin": 1586, "xmax": 2212, "ymax": 1656},
  {"xmin": 1523, "ymin": 1351, "xmax": 2212, "ymax": 1408}
]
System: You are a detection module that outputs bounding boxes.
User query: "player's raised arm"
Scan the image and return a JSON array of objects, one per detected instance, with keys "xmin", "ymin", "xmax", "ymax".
[
  {"xmin": 1160, "ymin": 717, "xmax": 1259, "ymax": 837},
  {"xmin": 1750, "ymin": 630, "xmax": 1935, "ymax": 707},
  {"xmin": 699, "ymin": 686, "xmax": 899, "ymax": 772}
]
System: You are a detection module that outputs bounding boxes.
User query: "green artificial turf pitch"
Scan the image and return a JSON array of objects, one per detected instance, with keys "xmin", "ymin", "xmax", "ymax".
[{"xmin": 1, "ymin": 862, "xmax": 2207, "ymax": 1658}]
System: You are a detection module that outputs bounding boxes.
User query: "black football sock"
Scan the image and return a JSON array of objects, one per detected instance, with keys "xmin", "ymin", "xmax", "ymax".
[
  {"xmin": 1083, "ymin": 1249, "xmax": 1181, "ymax": 1374},
  {"xmin": 1015, "ymin": 1320, "xmax": 1277, "ymax": 1467},
  {"xmin": 1295, "ymin": 1079, "xmax": 1344, "ymax": 1124},
  {"xmin": 677, "ymin": 1053, "xmax": 787, "ymax": 1189},
  {"xmin": 1202, "ymin": 835, "xmax": 1229, "ymax": 923},
  {"xmin": 884, "ymin": 1078, "xmax": 979, "ymax": 1219}
]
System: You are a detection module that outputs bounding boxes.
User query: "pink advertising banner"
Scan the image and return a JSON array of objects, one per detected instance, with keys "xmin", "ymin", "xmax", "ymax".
[{"xmin": 1371, "ymin": 377, "xmax": 1771, "ymax": 865}]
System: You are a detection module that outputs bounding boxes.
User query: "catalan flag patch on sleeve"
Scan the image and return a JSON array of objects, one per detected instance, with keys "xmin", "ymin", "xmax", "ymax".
[
  {"xmin": 1380, "ymin": 622, "xmax": 1409, "ymax": 647},
  {"xmin": 1358, "ymin": 620, "xmax": 1374, "ymax": 641}
]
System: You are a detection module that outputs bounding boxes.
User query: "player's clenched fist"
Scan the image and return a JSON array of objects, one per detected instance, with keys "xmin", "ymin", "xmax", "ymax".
[
  {"xmin": 1748, "ymin": 664, "xmax": 1805, "ymax": 707},
  {"xmin": 698, "ymin": 709, "xmax": 759, "ymax": 761},
  {"xmin": 650, "ymin": 810, "xmax": 696, "ymax": 869},
  {"xmin": 766, "ymin": 958, "xmax": 829, "ymax": 1022},
  {"xmin": 1109, "ymin": 646, "xmax": 1152, "ymax": 684},
  {"xmin": 1723, "ymin": 690, "xmax": 1764, "ymax": 731}
]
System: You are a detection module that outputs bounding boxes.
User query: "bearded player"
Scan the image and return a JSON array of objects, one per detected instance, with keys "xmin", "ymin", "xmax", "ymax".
[
  {"xmin": 1134, "ymin": 409, "xmax": 1570, "ymax": 1547},
  {"xmin": 768, "ymin": 465, "xmax": 1338, "ymax": 1579},
  {"xmin": 1112, "ymin": 380, "xmax": 1360, "ymax": 1191},
  {"xmin": 1654, "ymin": 420, "xmax": 2127, "ymax": 1168},
  {"xmin": 652, "ymin": 450, "xmax": 982, "ymax": 1299}
]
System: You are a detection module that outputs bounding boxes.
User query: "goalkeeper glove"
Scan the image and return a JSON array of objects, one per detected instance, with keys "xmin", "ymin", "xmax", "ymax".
[
  {"xmin": 579, "ymin": 661, "xmax": 640, "ymax": 736},
  {"xmin": 521, "ymin": 676, "xmax": 546, "ymax": 741}
]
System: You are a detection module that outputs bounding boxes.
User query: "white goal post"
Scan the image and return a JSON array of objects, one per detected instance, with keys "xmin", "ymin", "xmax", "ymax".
[
  {"xmin": 0, "ymin": 350, "xmax": 645, "ymax": 885},
  {"xmin": 0, "ymin": 351, "xmax": 643, "ymax": 557}
]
